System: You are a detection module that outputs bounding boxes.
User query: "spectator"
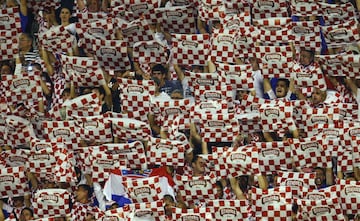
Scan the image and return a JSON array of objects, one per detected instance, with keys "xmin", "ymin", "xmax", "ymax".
[{"xmin": 19, "ymin": 207, "xmax": 34, "ymax": 221}]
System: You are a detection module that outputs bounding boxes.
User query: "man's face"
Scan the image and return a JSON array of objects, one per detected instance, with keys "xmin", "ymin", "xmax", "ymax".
[
  {"xmin": 299, "ymin": 50, "xmax": 313, "ymax": 66},
  {"xmin": 311, "ymin": 88, "xmax": 325, "ymax": 106},
  {"xmin": 75, "ymin": 186, "xmax": 88, "ymax": 202},
  {"xmin": 87, "ymin": 0, "xmax": 100, "ymax": 12},
  {"xmin": 275, "ymin": 80, "xmax": 288, "ymax": 98},
  {"xmin": 19, "ymin": 34, "xmax": 32, "ymax": 52},
  {"xmin": 192, "ymin": 157, "xmax": 205, "ymax": 176},
  {"xmin": 0, "ymin": 65, "xmax": 11, "ymax": 75},
  {"xmin": 314, "ymin": 168, "xmax": 325, "ymax": 185}
]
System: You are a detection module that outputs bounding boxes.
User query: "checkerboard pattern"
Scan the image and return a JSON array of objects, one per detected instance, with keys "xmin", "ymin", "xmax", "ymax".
[
  {"xmin": 59, "ymin": 54, "xmax": 106, "ymax": 88},
  {"xmin": 185, "ymin": 71, "xmax": 226, "ymax": 93},
  {"xmin": 0, "ymin": 149, "xmax": 28, "ymax": 167},
  {"xmin": 0, "ymin": 166, "xmax": 29, "ymax": 199},
  {"xmin": 155, "ymin": 5, "xmax": 196, "ymax": 34},
  {"xmin": 73, "ymin": 115, "xmax": 113, "ymax": 144},
  {"xmin": 290, "ymin": 136, "xmax": 332, "ymax": 169},
  {"xmin": 252, "ymin": 45, "xmax": 294, "ymax": 79},
  {"xmin": 4, "ymin": 115, "xmax": 35, "ymax": 148},
  {"xmin": 234, "ymin": 26, "xmax": 260, "ymax": 58},
  {"xmin": 253, "ymin": 17, "xmax": 292, "ymax": 28},
  {"xmin": 71, "ymin": 202, "xmax": 105, "ymax": 221},
  {"xmin": 256, "ymin": 141, "xmax": 293, "ymax": 174},
  {"xmin": 216, "ymin": 63, "xmax": 254, "ymax": 90},
  {"xmin": 276, "ymin": 171, "xmax": 317, "ymax": 197},
  {"xmin": 54, "ymin": 147, "xmax": 77, "ymax": 183},
  {"xmin": 62, "ymin": 92, "xmax": 100, "ymax": 110},
  {"xmin": 301, "ymin": 185, "xmax": 338, "ymax": 200},
  {"xmin": 121, "ymin": 0, "xmax": 160, "ymax": 24},
  {"xmin": 102, "ymin": 206, "xmax": 126, "ymax": 220},
  {"xmin": 89, "ymin": 151, "xmax": 128, "ymax": 183},
  {"xmin": 109, "ymin": 117, "xmax": 152, "ymax": 142},
  {"xmin": 209, "ymin": 29, "xmax": 238, "ymax": 63},
  {"xmin": 293, "ymin": 62, "xmax": 327, "ymax": 91},
  {"xmin": 103, "ymin": 110, "xmax": 149, "ymax": 123},
  {"xmin": 289, "ymin": 20, "xmax": 322, "ymax": 53},
  {"xmin": 121, "ymin": 200, "xmax": 165, "ymax": 220},
  {"xmin": 259, "ymin": 101, "xmax": 295, "ymax": 132},
  {"xmin": 238, "ymin": 94, "xmax": 264, "ymax": 113},
  {"xmin": 258, "ymin": 25, "xmax": 291, "ymax": 45},
  {"xmin": 121, "ymin": 18, "xmax": 155, "ymax": 48},
  {"xmin": 133, "ymin": 40, "xmax": 169, "ymax": 64},
  {"xmin": 342, "ymin": 121, "xmax": 360, "ymax": 147},
  {"xmin": 175, "ymin": 173, "xmax": 218, "ymax": 206},
  {"xmin": 0, "ymin": 7, "xmax": 22, "ymax": 33},
  {"xmin": 340, "ymin": 53, "xmax": 360, "ymax": 79},
  {"xmin": 317, "ymin": 53, "xmax": 349, "ymax": 77},
  {"xmin": 38, "ymin": 25, "xmax": 76, "ymax": 54},
  {"xmin": 220, "ymin": 12, "xmax": 252, "ymax": 30},
  {"xmin": 110, "ymin": 5, "xmax": 136, "ymax": 22},
  {"xmin": 223, "ymin": 145, "xmax": 261, "ymax": 177},
  {"xmin": 336, "ymin": 147, "xmax": 354, "ymax": 174},
  {"xmin": 321, "ymin": 19, "xmax": 359, "ymax": 48},
  {"xmin": 190, "ymin": 100, "xmax": 230, "ymax": 124},
  {"xmin": 313, "ymin": 123, "xmax": 344, "ymax": 155},
  {"xmin": 295, "ymin": 197, "xmax": 346, "ymax": 221},
  {"xmin": 2, "ymin": 72, "xmax": 43, "ymax": 107},
  {"xmin": 172, "ymin": 207, "xmax": 213, "ymax": 221},
  {"xmin": 199, "ymin": 113, "xmax": 239, "ymax": 143},
  {"xmin": 353, "ymin": 144, "xmax": 360, "ymax": 168},
  {"xmin": 251, "ymin": 0, "xmax": 289, "ymax": 20},
  {"xmin": 122, "ymin": 176, "xmax": 162, "ymax": 203},
  {"xmin": 120, "ymin": 93, "xmax": 153, "ymax": 113},
  {"xmin": 171, "ymin": 33, "xmax": 211, "ymax": 65},
  {"xmin": 338, "ymin": 179, "xmax": 360, "ymax": 215},
  {"xmin": 0, "ymin": 30, "xmax": 19, "ymax": 61},
  {"xmin": 99, "ymin": 140, "xmax": 147, "ymax": 170},
  {"xmin": 250, "ymin": 186, "xmax": 293, "ymax": 220},
  {"xmin": 147, "ymin": 136, "xmax": 185, "ymax": 168},
  {"xmin": 290, "ymin": 0, "xmax": 321, "ymax": 17},
  {"xmin": 236, "ymin": 112, "xmax": 262, "ymax": 135},
  {"xmin": 198, "ymin": 0, "xmax": 223, "ymax": 21},
  {"xmin": 42, "ymin": 120, "xmax": 79, "ymax": 151},
  {"xmin": 194, "ymin": 84, "xmax": 233, "ymax": 102},
  {"xmin": 92, "ymin": 38, "xmax": 131, "ymax": 72},
  {"xmin": 155, "ymin": 98, "xmax": 192, "ymax": 130},
  {"xmin": 321, "ymin": 2, "xmax": 357, "ymax": 25},
  {"xmin": 76, "ymin": 17, "xmax": 115, "ymax": 39},
  {"xmin": 207, "ymin": 199, "xmax": 249, "ymax": 221},
  {"xmin": 66, "ymin": 105, "xmax": 102, "ymax": 119},
  {"xmin": 118, "ymin": 78, "xmax": 156, "ymax": 96},
  {"xmin": 32, "ymin": 189, "xmax": 71, "ymax": 219},
  {"xmin": 301, "ymin": 106, "xmax": 342, "ymax": 137},
  {"xmin": 76, "ymin": 11, "xmax": 110, "ymax": 24}
]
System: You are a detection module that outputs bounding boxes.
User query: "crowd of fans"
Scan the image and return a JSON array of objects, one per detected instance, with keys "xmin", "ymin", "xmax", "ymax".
[{"xmin": 0, "ymin": 0, "xmax": 360, "ymax": 220}]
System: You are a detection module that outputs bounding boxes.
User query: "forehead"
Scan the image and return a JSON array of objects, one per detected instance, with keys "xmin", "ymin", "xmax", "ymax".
[
  {"xmin": 300, "ymin": 51, "xmax": 312, "ymax": 57},
  {"xmin": 61, "ymin": 8, "xmax": 70, "ymax": 13},
  {"xmin": 277, "ymin": 80, "xmax": 287, "ymax": 86}
]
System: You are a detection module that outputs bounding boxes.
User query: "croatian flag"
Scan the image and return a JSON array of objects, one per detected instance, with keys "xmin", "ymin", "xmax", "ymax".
[{"xmin": 103, "ymin": 169, "xmax": 175, "ymax": 207}]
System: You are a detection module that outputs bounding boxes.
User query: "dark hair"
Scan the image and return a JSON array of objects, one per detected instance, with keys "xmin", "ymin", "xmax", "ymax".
[
  {"xmin": 21, "ymin": 207, "xmax": 34, "ymax": 217},
  {"xmin": 77, "ymin": 184, "xmax": 93, "ymax": 199},
  {"xmin": 151, "ymin": 64, "xmax": 167, "ymax": 75},
  {"xmin": 191, "ymin": 154, "xmax": 202, "ymax": 165},
  {"xmin": 277, "ymin": 78, "xmax": 290, "ymax": 88}
]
